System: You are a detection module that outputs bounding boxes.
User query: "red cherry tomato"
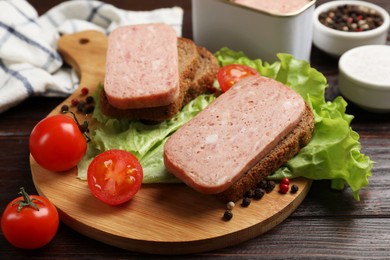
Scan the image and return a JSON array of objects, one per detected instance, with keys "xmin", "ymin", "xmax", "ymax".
[
  {"xmin": 87, "ymin": 150, "xmax": 143, "ymax": 206},
  {"xmin": 217, "ymin": 64, "xmax": 259, "ymax": 92},
  {"xmin": 1, "ymin": 188, "xmax": 59, "ymax": 249},
  {"xmin": 29, "ymin": 114, "xmax": 87, "ymax": 172}
]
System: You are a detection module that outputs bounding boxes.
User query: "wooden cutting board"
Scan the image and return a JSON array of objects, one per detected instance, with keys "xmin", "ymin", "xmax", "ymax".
[{"xmin": 30, "ymin": 30, "xmax": 311, "ymax": 255}]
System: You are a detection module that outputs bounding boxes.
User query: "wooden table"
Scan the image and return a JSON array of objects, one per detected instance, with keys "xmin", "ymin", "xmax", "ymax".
[{"xmin": 1, "ymin": 0, "xmax": 389, "ymax": 259}]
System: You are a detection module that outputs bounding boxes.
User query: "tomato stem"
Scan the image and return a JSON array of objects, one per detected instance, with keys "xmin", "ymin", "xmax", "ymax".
[
  {"xmin": 62, "ymin": 111, "xmax": 91, "ymax": 143},
  {"xmin": 12, "ymin": 187, "xmax": 44, "ymax": 212}
]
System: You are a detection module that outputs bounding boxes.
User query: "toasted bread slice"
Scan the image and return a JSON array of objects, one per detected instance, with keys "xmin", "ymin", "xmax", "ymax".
[
  {"xmin": 100, "ymin": 38, "xmax": 219, "ymax": 123},
  {"xmin": 217, "ymin": 103, "xmax": 314, "ymax": 202}
]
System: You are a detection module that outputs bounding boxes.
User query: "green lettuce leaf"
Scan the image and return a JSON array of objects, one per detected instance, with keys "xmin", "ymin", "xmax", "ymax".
[
  {"xmin": 77, "ymin": 86, "xmax": 215, "ymax": 183},
  {"xmin": 215, "ymin": 47, "xmax": 373, "ymax": 201}
]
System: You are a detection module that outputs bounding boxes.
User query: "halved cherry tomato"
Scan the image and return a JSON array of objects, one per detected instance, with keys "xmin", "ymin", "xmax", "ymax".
[
  {"xmin": 1, "ymin": 188, "xmax": 59, "ymax": 249},
  {"xmin": 29, "ymin": 114, "xmax": 87, "ymax": 172},
  {"xmin": 87, "ymin": 150, "xmax": 143, "ymax": 206},
  {"xmin": 217, "ymin": 64, "xmax": 259, "ymax": 92}
]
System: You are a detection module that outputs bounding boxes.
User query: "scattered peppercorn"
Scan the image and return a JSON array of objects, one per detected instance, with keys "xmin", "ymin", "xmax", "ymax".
[
  {"xmin": 319, "ymin": 4, "xmax": 384, "ymax": 32},
  {"xmin": 223, "ymin": 210, "xmax": 233, "ymax": 221},
  {"xmin": 279, "ymin": 183, "xmax": 289, "ymax": 194},
  {"xmin": 86, "ymin": 96, "xmax": 94, "ymax": 104},
  {"xmin": 84, "ymin": 105, "xmax": 95, "ymax": 114},
  {"xmin": 290, "ymin": 184, "xmax": 299, "ymax": 194},
  {"xmin": 280, "ymin": 177, "xmax": 290, "ymax": 186},
  {"xmin": 81, "ymin": 87, "xmax": 89, "ymax": 96},
  {"xmin": 257, "ymin": 180, "xmax": 268, "ymax": 190},
  {"xmin": 241, "ymin": 197, "xmax": 251, "ymax": 207},
  {"xmin": 61, "ymin": 104, "xmax": 69, "ymax": 113},
  {"xmin": 253, "ymin": 188, "xmax": 265, "ymax": 200},
  {"xmin": 71, "ymin": 98, "xmax": 79, "ymax": 107},
  {"xmin": 244, "ymin": 189, "xmax": 254, "ymax": 198},
  {"xmin": 77, "ymin": 101, "xmax": 86, "ymax": 113},
  {"xmin": 265, "ymin": 180, "xmax": 275, "ymax": 193},
  {"xmin": 226, "ymin": 201, "xmax": 235, "ymax": 210}
]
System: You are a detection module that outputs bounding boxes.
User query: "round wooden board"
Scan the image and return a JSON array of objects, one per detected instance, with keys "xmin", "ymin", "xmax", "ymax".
[{"xmin": 30, "ymin": 31, "xmax": 312, "ymax": 255}]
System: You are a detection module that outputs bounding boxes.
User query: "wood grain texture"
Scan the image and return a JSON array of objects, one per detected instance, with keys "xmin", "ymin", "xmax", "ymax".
[
  {"xmin": 1, "ymin": 0, "xmax": 390, "ymax": 259},
  {"xmin": 29, "ymin": 30, "xmax": 311, "ymax": 254}
]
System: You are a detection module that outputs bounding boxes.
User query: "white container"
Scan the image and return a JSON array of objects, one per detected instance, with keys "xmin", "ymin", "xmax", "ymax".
[
  {"xmin": 313, "ymin": 0, "xmax": 390, "ymax": 57},
  {"xmin": 338, "ymin": 45, "xmax": 390, "ymax": 113},
  {"xmin": 192, "ymin": 0, "xmax": 316, "ymax": 62}
]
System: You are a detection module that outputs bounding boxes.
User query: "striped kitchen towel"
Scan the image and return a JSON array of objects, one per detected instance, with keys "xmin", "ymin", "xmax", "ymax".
[{"xmin": 0, "ymin": 0, "xmax": 183, "ymax": 113}]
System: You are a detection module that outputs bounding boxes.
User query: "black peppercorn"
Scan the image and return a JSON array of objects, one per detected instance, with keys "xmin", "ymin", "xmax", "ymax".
[
  {"xmin": 290, "ymin": 184, "xmax": 299, "ymax": 194},
  {"xmin": 266, "ymin": 181, "xmax": 276, "ymax": 193},
  {"xmin": 61, "ymin": 105, "xmax": 69, "ymax": 113},
  {"xmin": 244, "ymin": 189, "xmax": 254, "ymax": 198},
  {"xmin": 253, "ymin": 188, "xmax": 265, "ymax": 200},
  {"xmin": 241, "ymin": 197, "xmax": 251, "ymax": 207},
  {"xmin": 223, "ymin": 210, "xmax": 233, "ymax": 221},
  {"xmin": 86, "ymin": 96, "xmax": 94, "ymax": 104},
  {"xmin": 257, "ymin": 180, "xmax": 268, "ymax": 189}
]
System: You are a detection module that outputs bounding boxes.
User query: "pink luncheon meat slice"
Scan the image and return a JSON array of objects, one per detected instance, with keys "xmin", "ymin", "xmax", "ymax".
[
  {"xmin": 164, "ymin": 75, "xmax": 306, "ymax": 194},
  {"xmin": 104, "ymin": 23, "xmax": 179, "ymax": 109}
]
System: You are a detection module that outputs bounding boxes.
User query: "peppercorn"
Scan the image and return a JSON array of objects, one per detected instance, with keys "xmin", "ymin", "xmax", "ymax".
[
  {"xmin": 319, "ymin": 4, "xmax": 384, "ymax": 32},
  {"xmin": 265, "ymin": 180, "xmax": 275, "ymax": 193},
  {"xmin": 61, "ymin": 105, "xmax": 69, "ymax": 113},
  {"xmin": 244, "ymin": 189, "xmax": 254, "ymax": 198},
  {"xmin": 223, "ymin": 210, "xmax": 233, "ymax": 221},
  {"xmin": 253, "ymin": 188, "xmax": 265, "ymax": 200},
  {"xmin": 226, "ymin": 201, "xmax": 235, "ymax": 210},
  {"xmin": 84, "ymin": 105, "xmax": 95, "ymax": 114},
  {"xmin": 81, "ymin": 87, "xmax": 89, "ymax": 96},
  {"xmin": 77, "ymin": 101, "xmax": 86, "ymax": 113},
  {"xmin": 86, "ymin": 96, "xmax": 94, "ymax": 104},
  {"xmin": 279, "ymin": 183, "xmax": 289, "ymax": 194},
  {"xmin": 257, "ymin": 180, "xmax": 268, "ymax": 189},
  {"xmin": 241, "ymin": 197, "xmax": 251, "ymax": 207},
  {"xmin": 71, "ymin": 98, "xmax": 79, "ymax": 107},
  {"xmin": 290, "ymin": 184, "xmax": 299, "ymax": 194}
]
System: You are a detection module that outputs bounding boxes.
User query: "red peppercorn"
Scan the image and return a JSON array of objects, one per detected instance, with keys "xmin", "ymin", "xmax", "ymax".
[
  {"xmin": 81, "ymin": 87, "xmax": 89, "ymax": 96},
  {"xmin": 280, "ymin": 177, "xmax": 290, "ymax": 186},
  {"xmin": 71, "ymin": 98, "xmax": 79, "ymax": 107},
  {"xmin": 279, "ymin": 183, "xmax": 289, "ymax": 194}
]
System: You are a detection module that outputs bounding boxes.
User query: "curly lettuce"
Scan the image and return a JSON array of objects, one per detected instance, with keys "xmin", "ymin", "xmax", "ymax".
[{"xmin": 215, "ymin": 47, "xmax": 373, "ymax": 201}]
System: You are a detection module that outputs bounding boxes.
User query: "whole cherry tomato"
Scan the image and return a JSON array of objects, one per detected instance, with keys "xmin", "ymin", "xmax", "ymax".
[
  {"xmin": 1, "ymin": 188, "xmax": 59, "ymax": 249},
  {"xmin": 217, "ymin": 64, "xmax": 259, "ymax": 92},
  {"xmin": 87, "ymin": 150, "xmax": 143, "ymax": 206},
  {"xmin": 29, "ymin": 113, "xmax": 88, "ymax": 172}
]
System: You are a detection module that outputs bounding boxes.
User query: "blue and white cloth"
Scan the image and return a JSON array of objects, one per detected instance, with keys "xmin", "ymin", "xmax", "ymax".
[{"xmin": 0, "ymin": 0, "xmax": 183, "ymax": 113}]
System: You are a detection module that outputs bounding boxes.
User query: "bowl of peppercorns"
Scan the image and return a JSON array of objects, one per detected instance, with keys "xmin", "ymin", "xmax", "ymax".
[{"xmin": 313, "ymin": 0, "xmax": 390, "ymax": 57}]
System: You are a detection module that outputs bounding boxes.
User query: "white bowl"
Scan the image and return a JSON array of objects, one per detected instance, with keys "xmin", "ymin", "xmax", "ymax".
[
  {"xmin": 338, "ymin": 45, "xmax": 390, "ymax": 113},
  {"xmin": 313, "ymin": 0, "xmax": 390, "ymax": 57}
]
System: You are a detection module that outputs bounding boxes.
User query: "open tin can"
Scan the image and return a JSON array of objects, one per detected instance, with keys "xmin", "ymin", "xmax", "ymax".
[{"xmin": 192, "ymin": 0, "xmax": 316, "ymax": 62}]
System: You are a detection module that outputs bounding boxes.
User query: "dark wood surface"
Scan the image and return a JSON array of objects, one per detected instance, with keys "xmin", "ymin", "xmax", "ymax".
[{"xmin": 1, "ymin": 0, "xmax": 389, "ymax": 259}]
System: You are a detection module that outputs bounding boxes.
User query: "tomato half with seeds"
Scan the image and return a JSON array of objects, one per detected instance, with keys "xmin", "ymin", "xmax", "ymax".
[
  {"xmin": 87, "ymin": 150, "xmax": 143, "ymax": 206},
  {"xmin": 217, "ymin": 64, "xmax": 260, "ymax": 92}
]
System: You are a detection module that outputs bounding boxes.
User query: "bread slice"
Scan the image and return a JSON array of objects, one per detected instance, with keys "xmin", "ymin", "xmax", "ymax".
[
  {"xmin": 100, "ymin": 38, "xmax": 219, "ymax": 123},
  {"xmin": 163, "ymin": 75, "xmax": 315, "ymax": 202},
  {"xmin": 217, "ymin": 103, "xmax": 314, "ymax": 202}
]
